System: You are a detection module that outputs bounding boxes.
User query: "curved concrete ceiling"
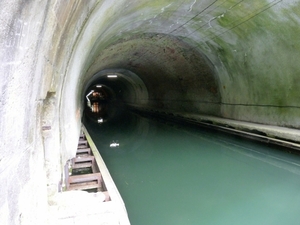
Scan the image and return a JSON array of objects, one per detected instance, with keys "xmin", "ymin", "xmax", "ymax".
[{"xmin": 63, "ymin": 0, "xmax": 300, "ymax": 128}]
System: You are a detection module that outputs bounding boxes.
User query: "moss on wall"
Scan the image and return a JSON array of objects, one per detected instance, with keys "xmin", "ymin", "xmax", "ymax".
[{"xmin": 193, "ymin": 1, "xmax": 300, "ymax": 127}]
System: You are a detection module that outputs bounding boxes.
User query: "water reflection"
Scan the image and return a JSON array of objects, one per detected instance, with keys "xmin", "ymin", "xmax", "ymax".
[
  {"xmin": 84, "ymin": 109, "xmax": 300, "ymax": 225},
  {"xmin": 110, "ymin": 141, "xmax": 119, "ymax": 148},
  {"xmin": 83, "ymin": 104, "xmax": 150, "ymax": 155}
]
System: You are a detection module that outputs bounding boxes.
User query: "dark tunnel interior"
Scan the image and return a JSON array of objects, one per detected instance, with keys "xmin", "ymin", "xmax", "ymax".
[{"xmin": 81, "ymin": 34, "xmax": 222, "ymax": 122}]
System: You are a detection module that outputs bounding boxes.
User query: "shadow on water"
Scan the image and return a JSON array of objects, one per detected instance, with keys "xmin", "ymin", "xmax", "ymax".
[{"xmin": 83, "ymin": 104, "xmax": 300, "ymax": 225}]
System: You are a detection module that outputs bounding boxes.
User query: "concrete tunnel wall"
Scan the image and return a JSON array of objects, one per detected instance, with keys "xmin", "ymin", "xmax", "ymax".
[{"xmin": 1, "ymin": 0, "xmax": 300, "ymax": 224}]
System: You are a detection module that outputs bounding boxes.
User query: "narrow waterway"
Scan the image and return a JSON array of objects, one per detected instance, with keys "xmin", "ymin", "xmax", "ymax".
[{"xmin": 84, "ymin": 109, "xmax": 300, "ymax": 225}]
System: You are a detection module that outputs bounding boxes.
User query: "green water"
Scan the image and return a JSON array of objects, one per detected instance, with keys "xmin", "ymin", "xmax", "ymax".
[{"xmin": 84, "ymin": 111, "xmax": 300, "ymax": 225}]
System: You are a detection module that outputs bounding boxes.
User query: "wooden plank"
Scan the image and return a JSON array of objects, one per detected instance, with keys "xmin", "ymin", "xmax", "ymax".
[
  {"xmin": 76, "ymin": 153, "xmax": 90, "ymax": 158},
  {"xmin": 68, "ymin": 183, "xmax": 100, "ymax": 191},
  {"xmin": 76, "ymin": 148, "xmax": 91, "ymax": 154},
  {"xmin": 68, "ymin": 172, "xmax": 102, "ymax": 183},
  {"xmin": 77, "ymin": 144, "xmax": 88, "ymax": 149},
  {"xmin": 70, "ymin": 180, "xmax": 97, "ymax": 186},
  {"xmin": 79, "ymin": 134, "xmax": 85, "ymax": 140},
  {"xmin": 91, "ymin": 162, "xmax": 99, "ymax": 173},
  {"xmin": 103, "ymin": 191, "xmax": 111, "ymax": 201},
  {"xmin": 78, "ymin": 140, "xmax": 88, "ymax": 145},
  {"xmin": 73, "ymin": 156, "xmax": 94, "ymax": 163},
  {"xmin": 72, "ymin": 162, "xmax": 92, "ymax": 169}
]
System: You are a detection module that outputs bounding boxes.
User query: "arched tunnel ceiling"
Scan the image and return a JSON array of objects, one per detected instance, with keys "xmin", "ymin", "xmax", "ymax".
[
  {"xmin": 84, "ymin": 33, "xmax": 220, "ymax": 114},
  {"xmin": 73, "ymin": 0, "xmax": 300, "ymax": 128},
  {"xmin": 84, "ymin": 69, "xmax": 149, "ymax": 105}
]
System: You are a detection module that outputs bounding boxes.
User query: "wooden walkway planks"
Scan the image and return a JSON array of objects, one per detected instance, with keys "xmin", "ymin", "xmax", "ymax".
[{"xmin": 65, "ymin": 132, "xmax": 109, "ymax": 197}]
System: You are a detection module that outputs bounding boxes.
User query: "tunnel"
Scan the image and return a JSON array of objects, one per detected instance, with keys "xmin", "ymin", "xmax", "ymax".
[{"xmin": 1, "ymin": 0, "xmax": 300, "ymax": 224}]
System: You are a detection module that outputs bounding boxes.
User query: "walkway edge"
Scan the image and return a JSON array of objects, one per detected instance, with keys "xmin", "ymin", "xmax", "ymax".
[{"xmin": 82, "ymin": 125, "xmax": 131, "ymax": 225}]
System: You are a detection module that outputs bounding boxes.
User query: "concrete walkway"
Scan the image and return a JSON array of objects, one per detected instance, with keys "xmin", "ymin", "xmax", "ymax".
[
  {"xmin": 130, "ymin": 105, "xmax": 300, "ymax": 147},
  {"xmin": 48, "ymin": 191, "xmax": 120, "ymax": 225}
]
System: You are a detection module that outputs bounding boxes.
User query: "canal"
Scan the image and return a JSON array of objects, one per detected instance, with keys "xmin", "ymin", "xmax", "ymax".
[{"xmin": 84, "ymin": 109, "xmax": 300, "ymax": 225}]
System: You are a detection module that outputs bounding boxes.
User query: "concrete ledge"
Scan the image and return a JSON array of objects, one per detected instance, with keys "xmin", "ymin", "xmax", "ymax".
[
  {"xmin": 48, "ymin": 193, "xmax": 120, "ymax": 225},
  {"xmin": 129, "ymin": 105, "xmax": 300, "ymax": 151},
  {"xmin": 82, "ymin": 125, "xmax": 131, "ymax": 225}
]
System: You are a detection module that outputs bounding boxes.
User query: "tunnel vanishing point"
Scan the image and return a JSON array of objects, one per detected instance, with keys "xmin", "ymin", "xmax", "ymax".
[{"xmin": 1, "ymin": 0, "xmax": 300, "ymax": 224}]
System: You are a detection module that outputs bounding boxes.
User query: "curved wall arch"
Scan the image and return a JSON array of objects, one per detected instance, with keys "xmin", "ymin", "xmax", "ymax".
[{"xmin": 82, "ymin": 69, "xmax": 149, "ymax": 106}]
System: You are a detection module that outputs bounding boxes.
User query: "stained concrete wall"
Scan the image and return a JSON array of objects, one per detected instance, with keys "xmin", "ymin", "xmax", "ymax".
[
  {"xmin": 1, "ymin": 0, "xmax": 300, "ymax": 224},
  {"xmin": 0, "ymin": 1, "xmax": 97, "ymax": 224}
]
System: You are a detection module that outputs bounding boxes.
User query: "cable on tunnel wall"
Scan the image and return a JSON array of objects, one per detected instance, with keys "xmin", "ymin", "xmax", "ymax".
[
  {"xmin": 124, "ymin": 0, "xmax": 283, "ymax": 66},
  {"xmin": 198, "ymin": 0, "xmax": 283, "ymax": 42},
  {"xmin": 169, "ymin": 0, "xmax": 220, "ymax": 34},
  {"xmin": 83, "ymin": 0, "xmax": 285, "ymax": 76},
  {"xmin": 113, "ymin": 0, "xmax": 220, "ymax": 65},
  {"xmin": 84, "ymin": 0, "xmax": 271, "ymax": 72}
]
